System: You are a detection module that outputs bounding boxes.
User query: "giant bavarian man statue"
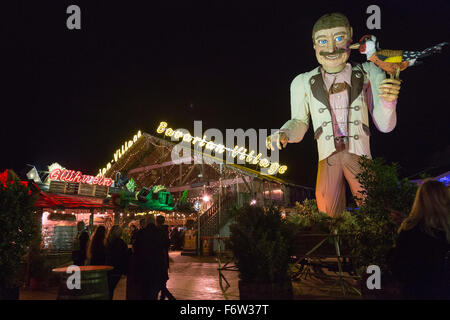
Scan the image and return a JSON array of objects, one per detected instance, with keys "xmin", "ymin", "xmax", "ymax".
[{"xmin": 267, "ymin": 13, "xmax": 401, "ymax": 216}]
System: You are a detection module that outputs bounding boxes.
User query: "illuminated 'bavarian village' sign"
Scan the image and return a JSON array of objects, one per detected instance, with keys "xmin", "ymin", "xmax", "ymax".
[
  {"xmin": 156, "ymin": 121, "xmax": 288, "ymax": 175},
  {"xmin": 50, "ymin": 168, "xmax": 113, "ymax": 187},
  {"xmin": 97, "ymin": 130, "xmax": 143, "ymax": 176}
]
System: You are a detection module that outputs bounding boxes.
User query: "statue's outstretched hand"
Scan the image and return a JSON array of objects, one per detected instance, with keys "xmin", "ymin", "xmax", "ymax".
[
  {"xmin": 266, "ymin": 131, "xmax": 288, "ymax": 151},
  {"xmin": 379, "ymin": 78, "xmax": 401, "ymax": 102}
]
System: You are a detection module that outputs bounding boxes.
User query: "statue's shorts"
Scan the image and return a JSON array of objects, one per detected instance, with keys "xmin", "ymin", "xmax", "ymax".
[{"xmin": 315, "ymin": 141, "xmax": 365, "ymax": 217}]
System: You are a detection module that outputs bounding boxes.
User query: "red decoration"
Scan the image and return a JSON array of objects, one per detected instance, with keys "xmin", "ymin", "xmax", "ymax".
[
  {"xmin": 0, "ymin": 170, "xmax": 31, "ymax": 193},
  {"xmin": 0, "ymin": 170, "xmax": 8, "ymax": 187}
]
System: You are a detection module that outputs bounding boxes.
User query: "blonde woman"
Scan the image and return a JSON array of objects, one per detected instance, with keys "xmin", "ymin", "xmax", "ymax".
[{"xmin": 388, "ymin": 179, "xmax": 450, "ymax": 299}]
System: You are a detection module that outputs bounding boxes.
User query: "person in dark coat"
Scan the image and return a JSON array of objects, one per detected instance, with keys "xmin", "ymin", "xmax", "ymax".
[
  {"xmin": 156, "ymin": 215, "xmax": 175, "ymax": 300},
  {"xmin": 126, "ymin": 221, "xmax": 145, "ymax": 300},
  {"xmin": 169, "ymin": 227, "xmax": 178, "ymax": 250},
  {"xmin": 88, "ymin": 225, "xmax": 106, "ymax": 265},
  {"xmin": 170, "ymin": 227, "xmax": 184, "ymax": 250},
  {"xmin": 72, "ymin": 221, "xmax": 89, "ymax": 266},
  {"xmin": 129, "ymin": 224, "xmax": 138, "ymax": 248},
  {"xmin": 105, "ymin": 225, "xmax": 130, "ymax": 300},
  {"xmin": 133, "ymin": 215, "xmax": 164, "ymax": 300},
  {"xmin": 179, "ymin": 228, "xmax": 185, "ymax": 249},
  {"xmin": 126, "ymin": 241, "xmax": 139, "ymax": 299},
  {"xmin": 388, "ymin": 179, "xmax": 450, "ymax": 299}
]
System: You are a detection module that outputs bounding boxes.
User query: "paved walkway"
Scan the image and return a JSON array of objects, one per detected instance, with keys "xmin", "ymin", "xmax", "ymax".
[
  {"xmin": 20, "ymin": 251, "xmax": 361, "ymax": 300},
  {"xmin": 20, "ymin": 251, "xmax": 240, "ymax": 300}
]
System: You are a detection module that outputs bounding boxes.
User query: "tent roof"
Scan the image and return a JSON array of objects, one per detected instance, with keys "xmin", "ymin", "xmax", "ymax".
[
  {"xmin": 103, "ymin": 132, "xmax": 313, "ymax": 190},
  {"xmin": 34, "ymin": 191, "xmax": 115, "ymax": 209}
]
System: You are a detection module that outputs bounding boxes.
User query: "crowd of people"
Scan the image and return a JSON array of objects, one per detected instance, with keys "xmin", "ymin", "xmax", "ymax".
[{"xmin": 71, "ymin": 215, "xmax": 176, "ymax": 300}]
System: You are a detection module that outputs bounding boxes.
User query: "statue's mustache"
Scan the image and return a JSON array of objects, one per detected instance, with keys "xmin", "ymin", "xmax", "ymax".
[{"xmin": 319, "ymin": 48, "xmax": 347, "ymax": 56}]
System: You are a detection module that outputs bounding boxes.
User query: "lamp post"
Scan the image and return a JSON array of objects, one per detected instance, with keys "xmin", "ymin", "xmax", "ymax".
[
  {"xmin": 197, "ymin": 206, "xmax": 201, "ymax": 256},
  {"xmin": 198, "ymin": 193, "xmax": 210, "ymax": 256},
  {"xmin": 218, "ymin": 177, "xmax": 221, "ymax": 236}
]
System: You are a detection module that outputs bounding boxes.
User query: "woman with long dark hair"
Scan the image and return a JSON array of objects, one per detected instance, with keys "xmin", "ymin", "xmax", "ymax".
[
  {"xmin": 388, "ymin": 179, "xmax": 450, "ymax": 299},
  {"xmin": 87, "ymin": 225, "xmax": 106, "ymax": 265},
  {"xmin": 105, "ymin": 225, "xmax": 129, "ymax": 299}
]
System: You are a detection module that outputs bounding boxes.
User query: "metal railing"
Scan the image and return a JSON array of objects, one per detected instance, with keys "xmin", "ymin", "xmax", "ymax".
[{"xmin": 199, "ymin": 193, "xmax": 236, "ymax": 237}]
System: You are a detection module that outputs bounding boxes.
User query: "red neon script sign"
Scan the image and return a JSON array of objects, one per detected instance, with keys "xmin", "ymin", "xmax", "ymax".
[{"xmin": 49, "ymin": 169, "xmax": 113, "ymax": 187}]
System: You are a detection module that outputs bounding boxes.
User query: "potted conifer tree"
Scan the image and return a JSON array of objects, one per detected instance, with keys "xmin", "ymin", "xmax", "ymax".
[
  {"xmin": 229, "ymin": 205, "xmax": 294, "ymax": 300},
  {"xmin": 0, "ymin": 170, "xmax": 39, "ymax": 299},
  {"xmin": 346, "ymin": 157, "xmax": 417, "ymax": 299}
]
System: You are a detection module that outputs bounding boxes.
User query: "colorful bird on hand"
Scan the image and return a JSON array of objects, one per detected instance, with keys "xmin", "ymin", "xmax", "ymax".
[{"xmin": 349, "ymin": 35, "xmax": 448, "ymax": 80}]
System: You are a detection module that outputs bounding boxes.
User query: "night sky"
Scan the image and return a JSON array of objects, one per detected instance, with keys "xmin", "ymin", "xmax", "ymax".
[{"xmin": 3, "ymin": 0, "xmax": 450, "ymax": 187}]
